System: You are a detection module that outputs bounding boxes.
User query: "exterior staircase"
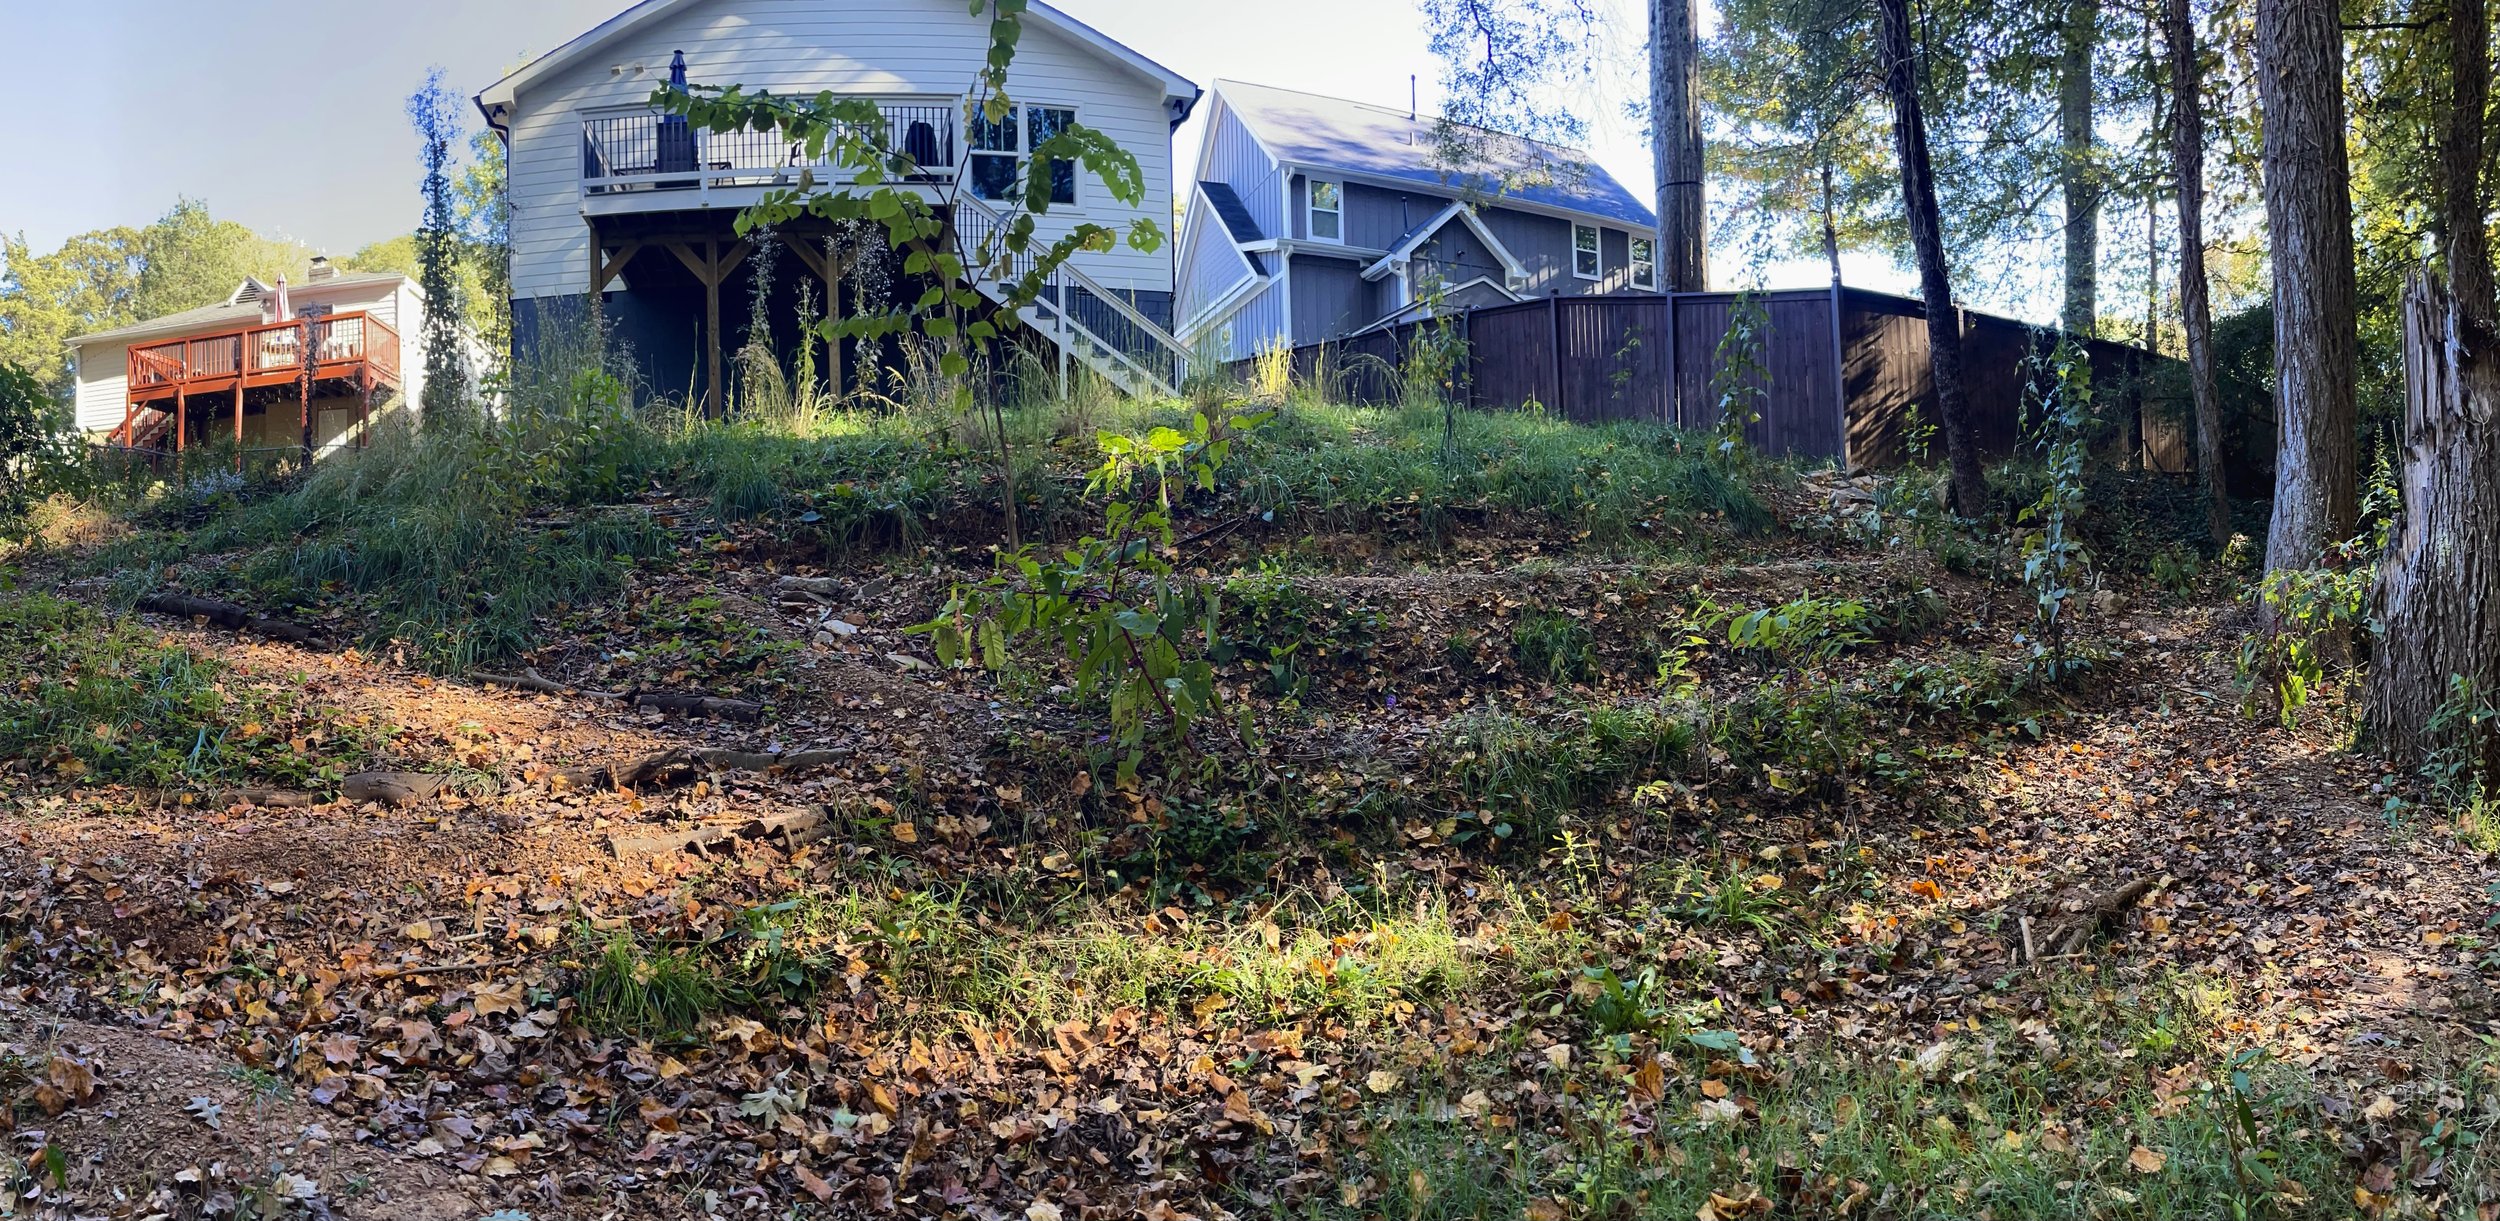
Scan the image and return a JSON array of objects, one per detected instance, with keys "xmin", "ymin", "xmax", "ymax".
[{"xmin": 953, "ymin": 195, "xmax": 1192, "ymax": 398}]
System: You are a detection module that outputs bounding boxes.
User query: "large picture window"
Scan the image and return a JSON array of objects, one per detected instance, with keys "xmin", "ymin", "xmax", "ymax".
[
  {"xmin": 1573, "ymin": 223, "xmax": 1601, "ymax": 279},
  {"xmin": 1307, "ymin": 179, "xmax": 1343, "ymax": 242},
  {"xmin": 968, "ymin": 104, "xmax": 1078, "ymax": 205}
]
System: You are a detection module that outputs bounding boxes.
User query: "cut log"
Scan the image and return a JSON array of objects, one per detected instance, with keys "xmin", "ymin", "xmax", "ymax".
[
  {"xmin": 224, "ymin": 788, "xmax": 317, "ymax": 809},
  {"xmin": 610, "ymin": 806, "xmax": 832, "ymax": 859},
  {"xmin": 137, "ymin": 593, "xmax": 325, "ymax": 647},
  {"xmin": 632, "ymin": 692, "xmax": 764, "ymax": 721},
  {"xmin": 775, "ymin": 576, "xmax": 846, "ymax": 596},
  {"xmin": 342, "ymin": 772, "xmax": 451, "ymax": 805}
]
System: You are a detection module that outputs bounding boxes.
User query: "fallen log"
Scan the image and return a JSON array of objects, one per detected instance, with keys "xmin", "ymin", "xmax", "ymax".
[
  {"xmin": 223, "ymin": 788, "xmax": 317, "ymax": 809},
  {"xmin": 632, "ymin": 692, "xmax": 764, "ymax": 721},
  {"xmin": 775, "ymin": 575, "xmax": 846, "ymax": 597},
  {"xmin": 136, "ymin": 593, "xmax": 324, "ymax": 647},
  {"xmin": 545, "ymin": 746, "xmax": 848, "ymax": 793},
  {"xmin": 476, "ymin": 668, "xmax": 619, "ymax": 699},
  {"xmin": 341, "ymin": 772, "xmax": 452, "ymax": 805},
  {"xmin": 2029, "ymin": 877, "xmax": 2159, "ymax": 961},
  {"xmin": 610, "ymin": 807, "xmax": 831, "ymax": 859}
]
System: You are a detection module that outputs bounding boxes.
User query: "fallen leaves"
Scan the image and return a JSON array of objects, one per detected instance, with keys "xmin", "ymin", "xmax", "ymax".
[{"xmin": 2128, "ymin": 1146, "xmax": 2168, "ymax": 1174}]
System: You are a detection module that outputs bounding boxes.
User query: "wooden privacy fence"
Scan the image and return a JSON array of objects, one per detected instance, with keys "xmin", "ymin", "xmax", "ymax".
[{"xmin": 1286, "ymin": 285, "xmax": 2187, "ymax": 471}]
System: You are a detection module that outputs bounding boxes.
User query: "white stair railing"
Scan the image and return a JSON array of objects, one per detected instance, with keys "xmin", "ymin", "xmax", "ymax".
[{"xmin": 952, "ymin": 195, "xmax": 1189, "ymax": 397}]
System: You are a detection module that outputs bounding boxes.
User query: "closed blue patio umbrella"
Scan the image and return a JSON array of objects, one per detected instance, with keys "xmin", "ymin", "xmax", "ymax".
[{"xmin": 657, "ymin": 50, "xmax": 697, "ymax": 178}]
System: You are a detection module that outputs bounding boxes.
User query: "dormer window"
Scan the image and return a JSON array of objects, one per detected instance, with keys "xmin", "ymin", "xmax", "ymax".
[{"xmin": 1307, "ymin": 179, "xmax": 1343, "ymax": 242}]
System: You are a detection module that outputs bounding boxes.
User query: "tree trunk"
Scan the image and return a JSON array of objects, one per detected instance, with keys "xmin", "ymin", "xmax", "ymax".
[
  {"xmin": 2254, "ymin": 0, "xmax": 2359, "ymax": 573},
  {"xmin": 2366, "ymin": 0, "xmax": 2500, "ymax": 772},
  {"xmin": 2166, "ymin": 0, "xmax": 2230, "ymax": 546},
  {"xmin": 2061, "ymin": 0, "xmax": 2102, "ymax": 338},
  {"xmin": 1878, "ymin": 0, "xmax": 1990, "ymax": 515},
  {"xmin": 1652, "ymin": 0, "xmax": 1709, "ymax": 291}
]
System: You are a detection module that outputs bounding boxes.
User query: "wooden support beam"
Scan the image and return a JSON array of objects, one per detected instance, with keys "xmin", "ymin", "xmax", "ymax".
[
  {"xmin": 705, "ymin": 239, "xmax": 724, "ymax": 416},
  {"xmin": 233, "ymin": 379, "xmax": 244, "ymax": 473},
  {"xmin": 174, "ymin": 385, "xmax": 187, "ymax": 460},
  {"xmin": 116, "ymin": 395, "xmax": 139, "ymax": 449},
  {"xmin": 593, "ymin": 239, "xmax": 643, "ymax": 294}
]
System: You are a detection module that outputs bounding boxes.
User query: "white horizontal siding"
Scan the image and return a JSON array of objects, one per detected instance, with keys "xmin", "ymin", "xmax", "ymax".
[
  {"xmin": 73, "ymin": 343, "xmax": 132, "ymax": 433},
  {"xmin": 504, "ymin": 0, "xmax": 1177, "ymax": 301}
]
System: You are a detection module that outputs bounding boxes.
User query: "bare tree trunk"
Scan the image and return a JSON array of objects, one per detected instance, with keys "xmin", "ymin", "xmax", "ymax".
[
  {"xmin": 2061, "ymin": 0, "xmax": 2102, "ymax": 338},
  {"xmin": 2255, "ymin": 0, "xmax": 2359, "ymax": 573},
  {"xmin": 2367, "ymin": 0, "xmax": 2500, "ymax": 770},
  {"xmin": 1652, "ymin": 0, "xmax": 1708, "ymax": 291},
  {"xmin": 2167, "ymin": 0, "xmax": 2230, "ymax": 545},
  {"xmin": 1820, "ymin": 159, "xmax": 1844, "ymax": 285},
  {"xmin": 1878, "ymin": 0, "xmax": 1990, "ymax": 515}
]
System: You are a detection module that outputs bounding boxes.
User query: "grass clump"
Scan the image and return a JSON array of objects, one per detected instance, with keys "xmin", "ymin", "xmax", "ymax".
[
  {"xmin": 0, "ymin": 589, "xmax": 385, "ymax": 788},
  {"xmin": 574, "ymin": 929, "xmax": 719, "ymax": 1042},
  {"xmin": 1513, "ymin": 611, "xmax": 1597, "ymax": 685},
  {"xmin": 1434, "ymin": 703, "xmax": 1694, "ymax": 842}
]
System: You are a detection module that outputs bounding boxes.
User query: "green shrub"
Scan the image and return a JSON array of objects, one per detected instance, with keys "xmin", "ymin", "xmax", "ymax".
[{"xmin": 574, "ymin": 930, "xmax": 719, "ymax": 1042}]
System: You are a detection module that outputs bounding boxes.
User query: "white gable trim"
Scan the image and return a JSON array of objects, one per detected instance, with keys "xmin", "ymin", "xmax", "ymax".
[
  {"xmin": 1360, "ymin": 201, "xmax": 1526, "ymax": 283},
  {"xmin": 474, "ymin": 0, "xmax": 1199, "ymax": 127},
  {"xmin": 1354, "ymin": 274, "xmax": 1522, "ymax": 336}
]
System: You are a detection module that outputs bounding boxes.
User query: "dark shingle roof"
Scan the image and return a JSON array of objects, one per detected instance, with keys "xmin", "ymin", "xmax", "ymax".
[
  {"xmin": 1215, "ymin": 79, "xmax": 1655, "ymax": 229},
  {"xmin": 1200, "ymin": 181, "xmax": 1264, "ymax": 243}
]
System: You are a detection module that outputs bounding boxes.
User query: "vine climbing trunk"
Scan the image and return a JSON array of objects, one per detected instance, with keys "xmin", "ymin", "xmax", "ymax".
[
  {"xmin": 2166, "ymin": 0, "xmax": 2230, "ymax": 546},
  {"xmin": 1877, "ymin": 0, "xmax": 1989, "ymax": 516},
  {"xmin": 2367, "ymin": 0, "xmax": 2500, "ymax": 773},
  {"xmin": 2254, "ymin": 0, "xmax": 2360, "ymax": 576}
]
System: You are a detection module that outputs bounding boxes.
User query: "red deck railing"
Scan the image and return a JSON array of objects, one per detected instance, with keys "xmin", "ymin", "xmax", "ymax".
[{"xmin": 125, "ymin": 311, "xmax": 402, "ymax": 401}]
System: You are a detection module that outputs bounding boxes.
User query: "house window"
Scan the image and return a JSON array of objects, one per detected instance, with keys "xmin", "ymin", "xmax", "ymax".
[
  {"xmin": 1028, "ymin": 106, "xmax": 1077, "ymax": 205},
  {"xmin": 969, "ymin": 104, "xmax": 1079, "ymax": 206},
  {"xmin": 1307, "ymin": 179, "xmax": 1343, "ymax": 242},
  {"xmin": 968, "ymin": 107, "xmax": 1018, "ymax": 201},
  {"xmin": 1630, "ymin": 236, "xmax": 1656, "ymax": 289},
  {"xmin": 1573, "ymin": 223, "xmax": 1601, "ymax": 279}
]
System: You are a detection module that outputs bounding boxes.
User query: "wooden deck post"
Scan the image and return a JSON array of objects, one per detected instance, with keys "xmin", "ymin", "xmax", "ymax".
[
  {"xmin": 174, "ymin": 386, "xmax": 187, "ymax": 461},
  {"xmin": 705, "ymin": 238, "xmax": 724, "ymax": 417},
  {"xmin": 116, "ymin": 395, "xmax": 138, "ymax": 449},
  {"xmin": 299, "ymin": 330, "xmax": 313, "ymax": 461},
  {"xmin": 233, "ymin": 379, "xmax": 245, "ymax": 473}
]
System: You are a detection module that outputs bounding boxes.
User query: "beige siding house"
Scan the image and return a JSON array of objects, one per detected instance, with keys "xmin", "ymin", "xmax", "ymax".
[{"xmin": 68, "ymin": 262, "xmax": 443, "ymax": 453}]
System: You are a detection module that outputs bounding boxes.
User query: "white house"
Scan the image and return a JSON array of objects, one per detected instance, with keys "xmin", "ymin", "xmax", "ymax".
[
  {"xmin": 68, "ymin": 259, "xmax": 439, "ymax": 454},
  {"xmin": 472, "ymin": 0, "xmax": 1202, "ymax": 403}
]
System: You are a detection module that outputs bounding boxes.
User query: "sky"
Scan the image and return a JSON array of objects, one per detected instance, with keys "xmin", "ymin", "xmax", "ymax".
[{"xmin": 0, "ymin": 0, "xmax": 1912, "ymax": 296}]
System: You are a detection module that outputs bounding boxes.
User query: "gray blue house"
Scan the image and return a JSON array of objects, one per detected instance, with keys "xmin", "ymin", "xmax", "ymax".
[{"xmin": 1175, "ymin": 80, "xmax": 1660, "ymax": 363}]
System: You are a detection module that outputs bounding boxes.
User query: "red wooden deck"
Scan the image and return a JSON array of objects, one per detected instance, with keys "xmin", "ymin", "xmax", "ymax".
[{"xmin": 114, "ymin": 311, "xmax": 401, "ymax": 452}]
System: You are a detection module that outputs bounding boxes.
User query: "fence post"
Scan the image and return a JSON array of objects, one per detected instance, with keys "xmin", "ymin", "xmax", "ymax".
[
  {"xmin": 1662, "ymin": 293, "xmax": 1680, "ymax": 426},
  {"xmin": 1547, "ymin": 292, "xmax": 1563, "ymax": 415},
  {"xmin": 1827, "ymin": 281, "xmax": 1852, "ymax": 466}
]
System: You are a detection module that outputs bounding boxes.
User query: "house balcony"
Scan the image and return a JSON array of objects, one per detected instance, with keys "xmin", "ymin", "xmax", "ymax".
[
  {"xmin": 125, "ymin": 312, "xmax": 401, "ymax": 406},
  {"xmin": 579, "ymin": 99, "xmax": 960, "ymax": 216}
]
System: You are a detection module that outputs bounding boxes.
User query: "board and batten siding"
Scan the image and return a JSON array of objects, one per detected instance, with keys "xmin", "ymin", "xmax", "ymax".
[
  {"xmin": 1198, "ymin": 99, "xmax": 1285, "ymax": 240},
  {"xmin": 502, "ymin": 0, "xmax": 1179, "ymax": 302},
  {"xmin": 1177, "ymin": 197, "xmax": 1259, "ymax": 333}
]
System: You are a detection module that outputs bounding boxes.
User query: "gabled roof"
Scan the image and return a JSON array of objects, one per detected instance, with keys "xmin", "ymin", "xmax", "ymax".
[
  {"xmin": 1211, "ymin": 79, "xmax": 1654, "ymax": 229},
  {"xmin": 474, "ymin": 0, "xmax": 1200, "ymax": 125},
  {"xmin": 1362, "ymin": 200, "xmax": 1526, "ymax": 283},
  {"xmin": 67, "ymin": 271, "xmax": 413, "ymax": 347}
]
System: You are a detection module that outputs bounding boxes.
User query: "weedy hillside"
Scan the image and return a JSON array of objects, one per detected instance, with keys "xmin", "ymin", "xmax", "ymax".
[{"xmin": 0, "ymin": 334, "xmax": 2493, "ymax": 1221}]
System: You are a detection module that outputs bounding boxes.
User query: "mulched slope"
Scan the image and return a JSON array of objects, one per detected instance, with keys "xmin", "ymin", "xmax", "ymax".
[{"xmin": 1, "ymin": 574, "xmax": 2493, "ymax": 1217}]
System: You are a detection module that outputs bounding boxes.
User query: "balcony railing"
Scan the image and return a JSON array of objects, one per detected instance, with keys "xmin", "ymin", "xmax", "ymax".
[
  {"xmin": 581, "ymin": 101, "xmax": 959, "ymax": 197},
  {"xmin": 126, "ymin": 312, "xmax": 401, "ymax": 399}
]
